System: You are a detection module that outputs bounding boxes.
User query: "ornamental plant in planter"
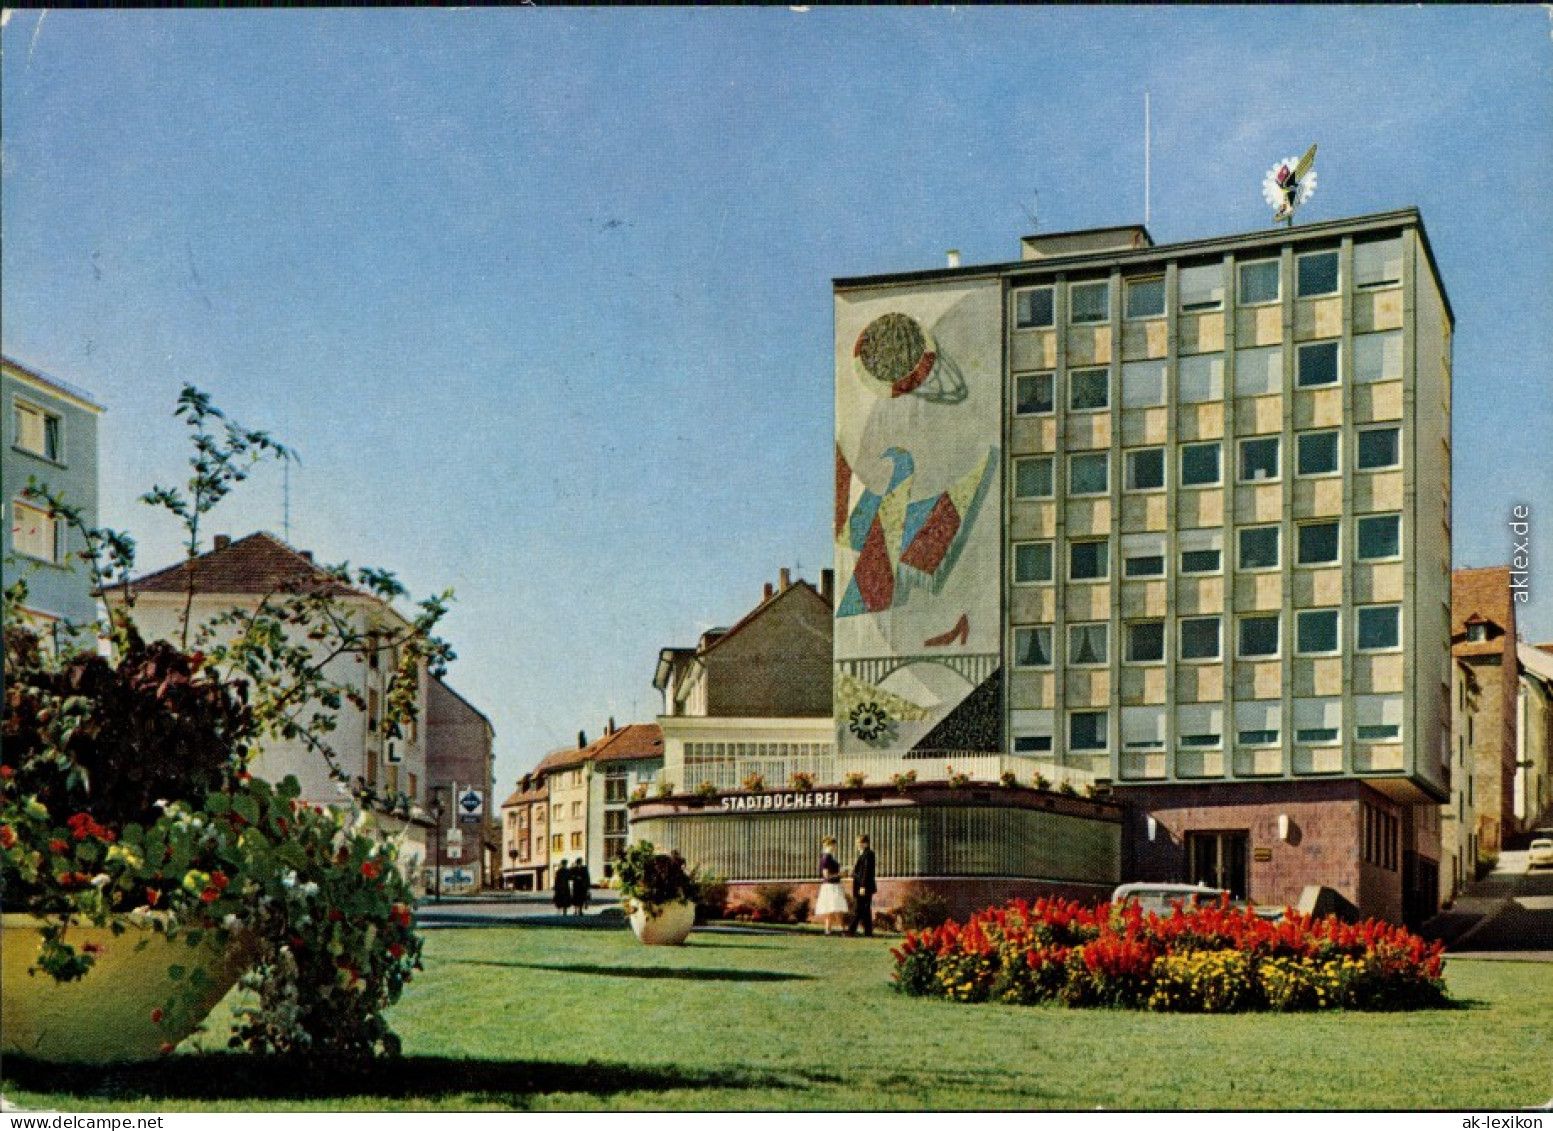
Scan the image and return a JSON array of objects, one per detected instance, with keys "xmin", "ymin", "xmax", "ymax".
[
  {"xmin": 1, "ymin": 387, "xmax": 447, "ymax": 1062},
  {"xmin": 614, "ymin": 840, "xmax": 702, "ymax": 945}
]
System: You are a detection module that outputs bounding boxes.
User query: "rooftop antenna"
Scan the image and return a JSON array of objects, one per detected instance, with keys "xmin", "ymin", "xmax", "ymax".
[
  {"xmin": 1020, "ymin": 186, "xmax": 1041, "ymax": 233},
  {"xmin": 1144, "ymin": 92, "xmax": 1151, "ymax": 227}
]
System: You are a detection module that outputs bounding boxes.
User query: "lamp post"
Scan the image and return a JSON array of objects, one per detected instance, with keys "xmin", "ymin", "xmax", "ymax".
[
  {"xmin": 507, "ymin": 847, "xmax": 519, "ymax": 892},
  {"xmin": 429, "ymin": 785, "xmax": 446, "ymax": 904}
]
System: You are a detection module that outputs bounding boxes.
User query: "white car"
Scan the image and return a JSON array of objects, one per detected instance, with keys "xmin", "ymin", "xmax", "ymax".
[
  {"xmin": 1528, "ymin": 838, "xmax": 1553, "ymax": 869},
  {"xmin": 1110, "ymin": 882, "xmax": 1229, "ymax": 915}
]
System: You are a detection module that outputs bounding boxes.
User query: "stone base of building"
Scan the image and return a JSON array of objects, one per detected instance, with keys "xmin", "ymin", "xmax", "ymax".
[
  {"xmin": 1114, "ymin": 778, "xmax": 1441, "ymax": 926},
  {"xmin": 722, "ymin": 874, "xmax": 1113, "ymax": 926}
]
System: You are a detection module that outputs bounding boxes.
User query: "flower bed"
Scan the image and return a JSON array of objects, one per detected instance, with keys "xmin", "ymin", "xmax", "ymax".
[{"xmin": 891, "ymin": 896, "xmax": 1447, "ymax": 1012}]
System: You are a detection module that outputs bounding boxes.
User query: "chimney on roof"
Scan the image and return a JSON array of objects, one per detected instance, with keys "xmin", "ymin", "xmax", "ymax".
[
  {"xmin": 214, "ymin": 534, "xmax": 231, "ymax": 551},
  {"xmin": 946, "ymin": 249, "xmax": 961, "ymax": 268},
  {"xmin": 300, "ymin": 550, "xmax": 314, "ymax": 563},
  {"xmin": 764, "ymin": 582, "xmax": 774, "ymax": 600},
  {"xmin": 577, "ymin": 730, "xmax": 587, "ymax": 749},
  {"xmin": 607, "ymin": 716, "xmax": 616, "ymax": 735},
  {"xmin": 821, "ymin": 568, "xmax": 834, "ymax": 606},
  {"xmin": 780, "ymin": 568, "xmax": 791, "ymax": 592}
]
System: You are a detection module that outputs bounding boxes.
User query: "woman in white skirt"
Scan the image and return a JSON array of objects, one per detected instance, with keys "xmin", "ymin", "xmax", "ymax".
[{"xmin": 815, "ymin": 836, "xmax": 848, "ymax": 935}]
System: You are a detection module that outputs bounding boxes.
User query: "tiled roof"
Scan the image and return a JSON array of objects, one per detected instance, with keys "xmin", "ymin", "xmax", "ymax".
[
  {"xmin": 589, "ymin": 723, "xmax": 664, "ymax": 765},
  {"xmin": 524, "ymin": 723, "xmax": 664, "ymax": 778},
  {"xmin": 1451, "ymin": 567, "xmax": 1516, "ymax": 658},
  {"xmin": 119, "ymin": 532, "xmax": 355, "ymax": 598},
  {"xmin": 500, "ymin": 785, "xmax": 546, "ymax": 808},
  {"xmin": 531, "ymin": 744, "xmax": 589, "ymax": 777}
]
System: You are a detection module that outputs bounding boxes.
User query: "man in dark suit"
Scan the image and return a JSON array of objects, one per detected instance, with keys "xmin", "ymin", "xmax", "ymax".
[{"xmin": 846, "ymin": 834, "xmax": 877, "ymax": 936}]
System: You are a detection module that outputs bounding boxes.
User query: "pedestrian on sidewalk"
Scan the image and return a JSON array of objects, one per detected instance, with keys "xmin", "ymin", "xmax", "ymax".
[
  {"xmin": 845, "ymin": 833, "xmax": 877, "ymax": 937},
  {"xmin": 570, "ymin": 859, "xmax": 593, "ymax": 915},
  {"xmin": 815, "ymin": 836, "xmax": 847, "ymax": 934},
  {"xmin": 553, "ymin": 859, "xmax": 573, "ymax": 916}
]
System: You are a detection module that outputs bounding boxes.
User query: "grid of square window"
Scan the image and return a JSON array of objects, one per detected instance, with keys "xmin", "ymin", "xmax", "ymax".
[{"xmin": 1003, "ymin": 245, "xmax": 1416, "ymax": 767}]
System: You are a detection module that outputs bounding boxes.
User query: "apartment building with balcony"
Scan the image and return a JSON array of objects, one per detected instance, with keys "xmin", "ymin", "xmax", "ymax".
[{"xmin": 831, "ymin": 209, "xmax": 1453, "ymax": 923}]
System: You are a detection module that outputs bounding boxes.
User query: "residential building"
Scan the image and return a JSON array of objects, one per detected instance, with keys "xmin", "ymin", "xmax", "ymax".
[
  {"xmin": 425, "ymin": 677, "xmax": 496, "ymax": 892},
  {"xmin": 2, "ymin": 356, "xmax": 103, "ymax": 649},
  {"xmin": 1442, "ymin": 658, "xmax": 1481, "ymax": 902},
  {"xmin": 120, "ymin": 532, "xmax": 434, "ymax": 883},
  {"xmin": 532, "ymin": 736, "xmax": 592, "ymax": 888},
  {"xmin": 656, "ymin": 570, "xmax": 836, "ymax": 793},
  {"xmin": 1451, "ymin": 567, "xmax": 1519, "ymax": 863},
  {"xmin": 586, "ymin": 722, "xmax": 664, "ymax": 878},
  {"xmin": 1516, "ymin": 643, "xmax": 1553, "ymax": 835},
  {"xmin": 499, "ymin": 774, "xmax": 549, "ymax": 891},
  {"xmin": 825, "ymin": 209, "xmax": 1452, "ymax": 923}
]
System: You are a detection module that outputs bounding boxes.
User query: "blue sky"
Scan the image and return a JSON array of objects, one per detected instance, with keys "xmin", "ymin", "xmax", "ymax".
[{"xmin": 4, "ymin": 7, "xmax": 1550, "ymax": 793}]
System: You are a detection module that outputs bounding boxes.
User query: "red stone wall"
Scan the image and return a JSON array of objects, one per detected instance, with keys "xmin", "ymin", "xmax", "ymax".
[{"xmin": 1115, "ymin": 780, "xmax": 1412, "ymax": 921}]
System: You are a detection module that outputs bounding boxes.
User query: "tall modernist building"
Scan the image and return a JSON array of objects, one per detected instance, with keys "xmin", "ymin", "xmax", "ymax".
[{"xmin": 833, "ymin": 209, "xmax": 1452, "ymax": 923}]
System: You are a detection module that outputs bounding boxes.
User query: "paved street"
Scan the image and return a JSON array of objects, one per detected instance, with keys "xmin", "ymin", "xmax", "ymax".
[
  {"xmin": 1433, "ymin": 848, "xmax": 1553, "ymax": 959},
  {"xmin": 415, "ymin": 890, "xmax": 625, "ymax": 929}
]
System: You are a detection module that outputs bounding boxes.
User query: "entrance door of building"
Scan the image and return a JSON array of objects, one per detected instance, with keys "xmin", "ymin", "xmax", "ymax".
[{"xmin": 1187, "ymin": 831, "xmax": 1248, "ymax": 898}]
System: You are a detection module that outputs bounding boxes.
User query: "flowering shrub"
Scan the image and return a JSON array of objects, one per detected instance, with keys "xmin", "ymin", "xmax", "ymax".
[
  {"xmin": 1, "ymin": 386, "xmax": 440, "ymax": 1060},
  {"xmin": 613, "ymin": 840, "xmax": 701, "ymax": 919},
  {"xmin": 742, "ymin": 771, "xmax": 766, "ymax": 793},
  {"xmin": 843, "ymin": 772, "xmax": 866, "ymax": 789},
  {"xmin": 891, "ymin": 770, "xmax": 918, "ymax": 794},
  {"xmin": 890, "ymin": 896, "xmax": 1447, "ymax": 1012},
  {"xmin": 788, "ymin": 771, "xmax": 815, "ymax": 792},
  {"xmin": 945, "ymin": 766, "xmax": 971, "ymax": 789},
  {"xmin": 999, "ymin": 771, "xmax": 1019, "ymax": 789}
]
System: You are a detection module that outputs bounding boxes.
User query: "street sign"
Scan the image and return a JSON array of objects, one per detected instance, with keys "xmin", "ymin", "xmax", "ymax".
[{"xmin": 458, "ymin": 787, "xmax": 484, "ymax": 819}]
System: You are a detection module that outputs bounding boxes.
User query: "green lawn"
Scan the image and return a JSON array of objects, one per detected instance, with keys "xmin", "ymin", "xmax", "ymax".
[{"xmin": 4, "ymin": 924, "xmax": 1550, "ymax": 1111}]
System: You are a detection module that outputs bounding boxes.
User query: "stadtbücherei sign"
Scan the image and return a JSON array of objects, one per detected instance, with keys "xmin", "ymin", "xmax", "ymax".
[{"xmin": 720, "ymin": 791, "xmax": 842, "ymax": 812}]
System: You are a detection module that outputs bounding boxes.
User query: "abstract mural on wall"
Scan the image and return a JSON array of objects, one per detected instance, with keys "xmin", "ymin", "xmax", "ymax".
[
  {"xmin": 834, "ymin": 443, "xmax": 995, "ymax": 617},
  {"xmin": 833, "ymin": 281, "xmax": 1003, "ymax": 758}
]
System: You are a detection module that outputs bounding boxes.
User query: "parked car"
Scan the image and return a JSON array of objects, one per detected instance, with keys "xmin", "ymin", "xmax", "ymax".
[
  {"xmin": 1111, "ymin": 882, "xmax": 1286, "ymax": 921},
  {"xmin": 1528, "ymin": 838, "xmax": 1553, "ymax": 869},
  {"xmin": 1110, "ymin": 882, "xmax": 1228, "ymax": 914}
]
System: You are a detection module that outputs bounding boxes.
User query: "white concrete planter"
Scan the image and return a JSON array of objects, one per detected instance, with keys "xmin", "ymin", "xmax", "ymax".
[
  {"xmin": 627, "ymin": 899, "xmax": 696, "ymax": 946},
  {"xmin": 1, "ymin": 913, "xmax": 249, "ymax": 1063}
]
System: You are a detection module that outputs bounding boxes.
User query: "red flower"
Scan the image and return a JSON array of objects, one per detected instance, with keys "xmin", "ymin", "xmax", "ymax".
[
  {"xmin": 0, "ymin": 825, "xmax": 15, "ymax": 849},
  {"xmin": 328, "ymin": 909, "xmax": 345, "ymax": 922},
  {"xmin": 388, "ymin": 943, "xmax": 405, "ymax": 959},
  {"xmin": 49, "ymin": 838, "xmax": 70, "ymax": 854},
  {"xmin": 159, "ymin": 1042, "xmax": 175, "ymax": 1055},
  {"xmin": 360, "ymin": 861, "xmax": 382, "ymax": 880},
  {"xmin": 389, "ymin": 903, "xmax": 411, "ymax": 927},
  {"xmin": 145, "ymin": 888, "xmax": 161, "ymax": 907},
  {"xmin": 150, "ymin": 1008, "xmax": 164, "ymax": 1023},
  {"xmin": 0, "ymin": 765, "xmax": 14, "ymax": 779},
  {"xmin": 211, "ymin": 871, "xmax": 230, "ymax": 890},
  {"xmin": 82, "ymin": 942, "xmax": 104, "ymax": 955},
  {"xmin": 200, "ymin": 887, "xmax": 220, "ymax": 903}
]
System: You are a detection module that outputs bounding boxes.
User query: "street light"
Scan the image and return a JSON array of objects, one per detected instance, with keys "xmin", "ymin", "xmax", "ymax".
[{"xmin": 429, "ymin": 785, "xmax": 446, "ymax": 903}]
